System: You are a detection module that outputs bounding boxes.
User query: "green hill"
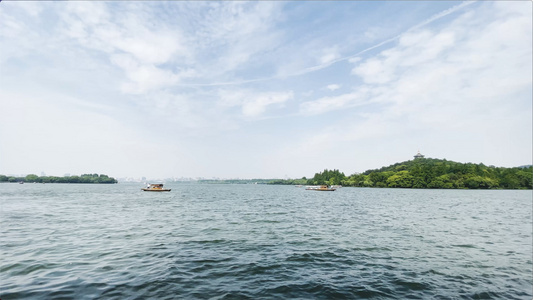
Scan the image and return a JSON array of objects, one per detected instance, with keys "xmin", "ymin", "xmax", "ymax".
[{"xmin": 279, "ymin": 158, "xmax": 532, "ymax": 189}]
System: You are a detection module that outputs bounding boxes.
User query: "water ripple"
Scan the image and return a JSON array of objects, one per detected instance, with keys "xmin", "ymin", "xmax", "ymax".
[{"xmin": 1, "ymin": 184, "xmax": 531, "ymax": 299}]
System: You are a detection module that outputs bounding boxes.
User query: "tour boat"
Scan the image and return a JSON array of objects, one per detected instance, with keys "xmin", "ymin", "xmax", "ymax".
[
  {"xmin": 142, "ymin": 183, "xmax": 171, "ymax": 192},
  {"xmin": 305, "ymin": 185, "xmax": 336, "ymax": 191}
]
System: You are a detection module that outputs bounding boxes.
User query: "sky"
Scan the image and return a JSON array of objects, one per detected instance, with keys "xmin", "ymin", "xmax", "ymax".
[{"xmin": 0, "ymin": 1, "xmax": 531, "ymax": 180}]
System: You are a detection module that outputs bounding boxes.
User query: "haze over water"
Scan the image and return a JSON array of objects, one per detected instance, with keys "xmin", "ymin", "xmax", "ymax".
[{"xmin": 0, "ymin": 183, "xmax": 531, "ymax": 299}]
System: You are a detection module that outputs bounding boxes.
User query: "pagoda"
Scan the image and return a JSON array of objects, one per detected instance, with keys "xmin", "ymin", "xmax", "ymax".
[{"xmin": 414, "ymin": 151, "xmax": 425, "ymax": 159}]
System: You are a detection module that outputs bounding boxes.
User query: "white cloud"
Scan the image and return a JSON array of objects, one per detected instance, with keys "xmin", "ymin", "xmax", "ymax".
[
  {"xmin": 100, "ymin": 27, "xmax": 186, "ymax": 65},
  {"xmin": 60, "ymin": 2, "xmax": 189, "ymax": 65},
  {"xmin": 321, "ymin": 1, "xmax": 533, "ymax": 119},
  {"xmin": 110, "ymin": 53, "xmax": 197, "ymax": 94},
  {"xmin": 351, "ymin": 29, "xmax": 456, "ymax": 85},
  {"xmin": 319, "ymin": 46, "xmax": 340, "ymax": 64},
  {"xmin": 52, "ymin": 1, "xmax": 286, "ymax": 92},
  {"xmin": 56, "ymin": 2, "xmax": 192, "ymax": 93},
  {"xmin": 326, "ymin": 84, "xmax": 341, "ymax": 91},
  {"xmin": 348, "ymin": 57, "xmax": 361, "ymax": 64},
  {"xmin": 184, "ymin": 2, "xmax": 284, "ymax": 79},
  {"xmin": 242, "ymin": 92, "xmax": 293, "ymax": 117},
  {"xmin": 299, "ymin": 89, "xmax": 371, "ymax": 116},
  {"xmin": 352, "ymin": 58, "xmax": 392, "ymax": 84},
  {"xmin": 293, "ymin": 1, "xmax": 531, "ymax": 169},
  {"xmin": 218, "ymin": 89, "xmax": 294, "ymax": 118}
]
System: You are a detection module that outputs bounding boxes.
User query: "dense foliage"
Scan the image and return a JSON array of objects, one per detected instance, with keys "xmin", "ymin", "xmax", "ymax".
[
  {"xmin": 268, "ymin": 178, "xmax": 308, "ymax": 185},
  {"xmin": 305, "ymin": 169, "xmax": 346, "ymax": 186},
  {"xmin": 0, "ymin": 173, "xmax": 118, "ymax": 184},
  {"xmin": 271, "ymin": 159, "xmax": 532, "ymax": 189},
  {"xmin": 198, "ymin": 179, "xmax": 277, "ymax": 184}
]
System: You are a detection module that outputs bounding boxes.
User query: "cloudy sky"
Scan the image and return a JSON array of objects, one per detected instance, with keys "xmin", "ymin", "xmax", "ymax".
[{"xmin": 0, "ymin": 1, "xmax": 531, "ymax": 180}]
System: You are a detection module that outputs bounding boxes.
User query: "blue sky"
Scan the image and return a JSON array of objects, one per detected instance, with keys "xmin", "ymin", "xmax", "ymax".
[{"xmin": 0, "ymin": 1, "xmax": 531, "ymax": 180}]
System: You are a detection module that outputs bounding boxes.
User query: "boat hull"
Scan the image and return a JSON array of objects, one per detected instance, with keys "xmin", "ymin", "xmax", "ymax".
[{"xmin": 141, "ymin": 188, "xmax": 171, "ymax": 192}]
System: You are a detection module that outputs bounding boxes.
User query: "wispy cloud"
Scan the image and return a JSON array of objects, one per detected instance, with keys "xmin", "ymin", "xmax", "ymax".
[
  {"xmin": 293, "ymin": 1, "xmax": 531, "ymax": 168},
  {"xmin": 170, "ymin": 1, "xmax": 477, "ymax": 87},
  {"xmin": 57, "ymin": 2, "xmax": 194, "ymax": 93},
  {"xmin": 300, "ymin": 89, "xmax": 371, "ymax": 116},
  {"xmin": 293, "ymin": 1, "xmax": 477, "ymax": 79},
  {"xmin": 218, "ymin": 89, "xmax": 294, "ymax": 118}
]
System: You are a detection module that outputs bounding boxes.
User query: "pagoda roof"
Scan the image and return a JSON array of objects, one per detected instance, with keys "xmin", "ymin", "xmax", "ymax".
[{"xmin": 414, "ymin": 151, "xmax": 425, "ymax": 158}]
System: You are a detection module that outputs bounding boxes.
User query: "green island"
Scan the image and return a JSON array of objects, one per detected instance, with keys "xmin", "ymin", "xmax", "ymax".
[
  {"xmin": 270, "ymin": 158, "xmax": 532, "ymax": 189},
  {"xmin": 0, "ymin": 173, "xmax": 118, "ymax": 184}
]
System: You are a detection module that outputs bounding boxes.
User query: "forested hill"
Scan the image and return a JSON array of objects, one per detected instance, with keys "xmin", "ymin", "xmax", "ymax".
[{"xmin": 290, "ymin": 158, "xmax": 532, "ymax": 189}]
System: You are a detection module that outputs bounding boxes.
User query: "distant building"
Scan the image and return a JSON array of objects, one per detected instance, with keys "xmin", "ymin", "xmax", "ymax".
[{"xmin": 414, "ymin": 151, "xmax": 425, "ymax": 159}]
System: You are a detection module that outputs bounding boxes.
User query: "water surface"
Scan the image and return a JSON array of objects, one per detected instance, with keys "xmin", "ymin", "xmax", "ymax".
[{"xmin": 1, "ymin": 183, "xmax": 531, "ymax": 299}]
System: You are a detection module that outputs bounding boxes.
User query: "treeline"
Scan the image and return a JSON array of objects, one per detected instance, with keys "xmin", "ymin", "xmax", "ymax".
[
  {"xmin": 268, "ymin": 178, "xmax": 308, "ymax": 185},
  {"xmin": 0, "ymin": 173, "xmax": 118, "ymax": 184},
  {"xmin": 270, "ymin": 158, "xmax": 532, "ymax": 189},
  {"xmin": 268, "ymin": 169, "xmax": 344, "ymax": 186},
  {"xmin": 198, "ymin": 179, "xmax": 275, "ymax": 184}
]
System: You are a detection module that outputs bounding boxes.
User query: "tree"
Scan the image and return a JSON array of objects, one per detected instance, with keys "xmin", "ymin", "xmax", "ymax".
[
  {"xmin": 386, "ymin": 171, "xmax": 414, "ymax": 188},
  {"xmin": 309, "ymin": 169, "xmax": 346, "ymax": 185},
  {"xmin": 25, "ymin": 174, "xmax": 40, "ymax": 183},
  {"xmin": 428, "ymin": 174, "xmax": 454, "ymax": 189}
]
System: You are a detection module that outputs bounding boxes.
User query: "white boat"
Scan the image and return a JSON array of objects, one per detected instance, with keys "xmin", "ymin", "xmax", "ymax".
[
  {"xmin": 142, "ymin": 183, "xmax": 171, "ymax": 192},
  {"xmin": 305, "ymin": 185, "xmax": 336, "ymax": 191}
]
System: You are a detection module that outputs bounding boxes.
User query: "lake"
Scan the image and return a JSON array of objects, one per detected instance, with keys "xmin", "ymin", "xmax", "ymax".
[{"xmin": 1, "ymin": 183, "xmax": 531, "ymax": 299}]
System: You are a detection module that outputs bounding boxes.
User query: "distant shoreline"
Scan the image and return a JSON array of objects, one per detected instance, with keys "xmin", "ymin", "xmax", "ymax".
[
  {"xmin": 4, "ymin": 158, "xmax": 531, "ymax": 189},
  {"xmin": 0, "ymin": 174, "xmax": 118, "ymax": 184}
]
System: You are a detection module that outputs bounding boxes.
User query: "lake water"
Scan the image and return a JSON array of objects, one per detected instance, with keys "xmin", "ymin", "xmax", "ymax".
[{"xmin": 1, "ymin": 183, "xmax": 531, "ymax": 299}]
